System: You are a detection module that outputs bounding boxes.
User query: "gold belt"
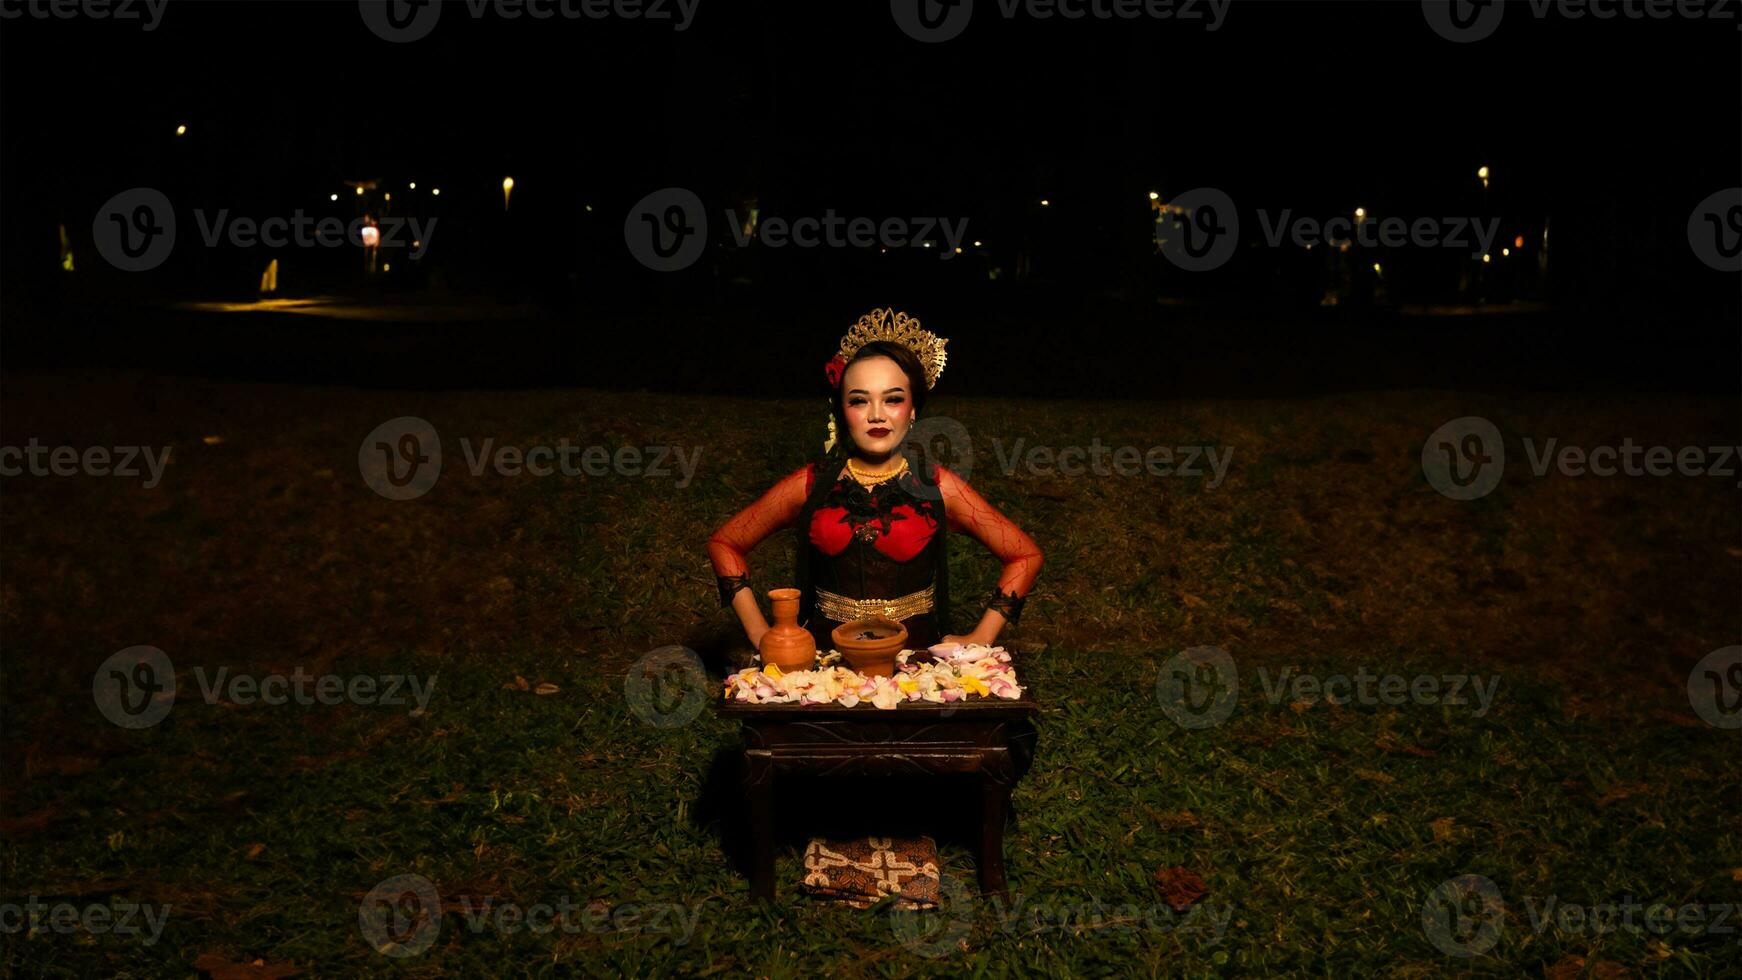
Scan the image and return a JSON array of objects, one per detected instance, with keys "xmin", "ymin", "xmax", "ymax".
[{"xmin": 814, "ymin": 584, "xmax": 935, "ymax": 623}]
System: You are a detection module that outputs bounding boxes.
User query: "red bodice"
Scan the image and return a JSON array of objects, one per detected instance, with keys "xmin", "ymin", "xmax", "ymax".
[{"xmin": 807, "ymin": 473, "xmax": 941, "ymax": 564}]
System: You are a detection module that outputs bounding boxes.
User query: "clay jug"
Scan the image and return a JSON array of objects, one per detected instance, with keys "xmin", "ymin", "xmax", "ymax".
[{"xmin": 759, "ymin": 588, "xmax": 817, "ymax": 671}]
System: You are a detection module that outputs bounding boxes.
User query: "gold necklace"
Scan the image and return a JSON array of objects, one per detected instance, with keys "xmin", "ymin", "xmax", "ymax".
[{"xmin": 845, "ymin": 456, "xmax": 908, "ymax": 488}]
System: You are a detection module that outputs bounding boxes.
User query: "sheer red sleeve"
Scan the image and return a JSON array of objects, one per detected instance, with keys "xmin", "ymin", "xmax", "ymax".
[
  {"xmin": 937, "ymin": 465, "xmax": 1043, "ymax": 625},
  {"xmin": 706, "ymin": 464, "xmax": 815, "ymax": 607}
]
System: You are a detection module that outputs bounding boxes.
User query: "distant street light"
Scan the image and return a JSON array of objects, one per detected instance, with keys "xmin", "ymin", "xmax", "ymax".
[
  {"xmin": 361, "ymin": 220, "xmax": 380, "ymax": 276},
  {"xmin": 330, "ymin": 193, "xmax": 339, "ymax": 202},
  {"xmin": 1039, "ymin": 198, "xmax": 1050, "ymax": 207},
  {"xmin": 431, "ymin": 188, "xmax": 441, "ymax": 196},
  {"xmin": 1477, "ymin": 165, "xmax": 1490, "ymax": 189},
  {"xmin": 175, "ymin": 124, "xmax": 187, "ymax": 136},
  {"xmin": 503, "ymin": 177, "xmax": 515, "ymax": 211},
  {"xmin": 1148, "ymin": 191, "xmax": 1159, "ymax": 201}
]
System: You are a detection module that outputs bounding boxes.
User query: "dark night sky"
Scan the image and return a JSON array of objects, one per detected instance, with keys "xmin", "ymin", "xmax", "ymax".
[
  {"xmin": 5, "ymin": 2, "xmax": 1734, "ymax": 227},
  {"xmin": 1, "ymin": 0, "xmax": 1737, "ymax": 394}
]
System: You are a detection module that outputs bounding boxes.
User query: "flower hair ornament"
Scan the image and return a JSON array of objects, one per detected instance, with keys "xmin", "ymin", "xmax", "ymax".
[{"xmin": 822, "ymin": 308, "xmax": 949, "ymax": 453}]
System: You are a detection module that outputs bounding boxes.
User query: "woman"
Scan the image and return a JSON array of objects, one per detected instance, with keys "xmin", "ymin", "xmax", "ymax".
[{"xmin": 707, "ymin": 308, "xmax": 1043, "ymax": 657}]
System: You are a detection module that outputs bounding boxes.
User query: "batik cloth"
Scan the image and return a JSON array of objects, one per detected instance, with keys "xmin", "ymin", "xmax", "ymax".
[{"xmin": 799, "ymin": 834, "xmax": 942, "ymax": 910}]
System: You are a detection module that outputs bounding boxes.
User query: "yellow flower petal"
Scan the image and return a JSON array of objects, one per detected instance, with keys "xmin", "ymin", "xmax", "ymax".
[{"xmin": 763, "ymin": 663, "xmax": 783, "ymax": 679}]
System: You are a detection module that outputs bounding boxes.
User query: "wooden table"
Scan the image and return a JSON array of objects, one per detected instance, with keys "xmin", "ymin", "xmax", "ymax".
[{"xmin": 717, "ymin": 655, "xmax": 1040, "ymax": 901}]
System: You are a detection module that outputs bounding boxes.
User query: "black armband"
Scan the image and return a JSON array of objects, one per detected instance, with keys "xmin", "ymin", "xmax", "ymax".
[
  {"xmin": 717, "ymin": 574, "xmax": 752, "ymax": 608},
  {"xmin": 984, "ymin": 586, "xmax": 1026, "ymax": 626}
]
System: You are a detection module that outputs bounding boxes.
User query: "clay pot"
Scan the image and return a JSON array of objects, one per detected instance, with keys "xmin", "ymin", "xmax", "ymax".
[
  {"xmin": 759, "ymin": 588, "xmax": 817, "ymax": 671},
  {"xmin": 831, "ymin": 617, "xmax": 909, "ymax": 678}
]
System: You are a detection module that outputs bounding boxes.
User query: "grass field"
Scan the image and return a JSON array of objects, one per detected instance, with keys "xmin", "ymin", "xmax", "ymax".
[{"xmin": 2, "ymin": 371, "xmax": 1739, "ymax": 977}]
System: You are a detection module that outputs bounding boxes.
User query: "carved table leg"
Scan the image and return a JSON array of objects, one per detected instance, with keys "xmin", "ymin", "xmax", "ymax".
[
  {"xmin": 978, "ymin": 748, "xmax": 1014, "ymax": 898},
  {"xmin": 745, "ymin": 749, "xmax": 775, "ymax": 901}
]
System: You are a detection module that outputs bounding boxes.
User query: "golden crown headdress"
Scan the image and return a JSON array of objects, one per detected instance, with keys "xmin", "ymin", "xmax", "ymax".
[{"xmin": 834, "ymin": 308, "xmax": 949, "ymax": 390}]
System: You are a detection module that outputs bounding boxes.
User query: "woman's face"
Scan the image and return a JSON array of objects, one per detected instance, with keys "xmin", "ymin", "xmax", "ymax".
[{"xmin": 841, "ymin": 356, "xmax": 915, "ymax": 458}]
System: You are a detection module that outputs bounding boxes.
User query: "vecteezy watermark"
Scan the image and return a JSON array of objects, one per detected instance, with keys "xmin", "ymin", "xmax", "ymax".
[
  {"xmin": 899, "ymin": 415, "xmax": 976, "ymax": 499},
  {"xmin": 358, "ymin": 0, "xmax": 700, "ymax": 43},
  {"xmin": 1255, "ymin": 209, "xmax": 1501, "ymax": 260},
  {"xmin": 453, "ymin": 437, "xmax": 699, "ymax": 486},
  {"xmin": 1422, "ymin": 0, "xmax": 1742, "ymax": 43},
  {"xmin": 93, "ymin": 646, "xmax": 177, "ymax": 729},
  {"xmin": 1422, "ymin": 416, "xmax": 1742, "ymax": 500},
  {"xmin": 358, "ymin": 873, "xmax": 698, "ymax": 958},
  {"xmin": 1154, "ymin": 187, "xmax": 1240, "ymax": 272},
  {"xmin": 1255, "ymin": 665, "xmax": 1499, "ymax": 717},
  {"xmin": 92, "ymin": 188, "xmax": 176, "ymax": 272},
  {"xmin": 1421, "ymin": 874, "xmax": 1742, "ymax": 958},
  {"xmin": 1688, "ymin": 188, "xmax": 1742, "ymax": 272},
  {"xmin": 0, "ymin": 440, "xmax": 171, "ymax": 488},
  {"xmin": 358, "ymin": 416, "xmax": 701, "ymax": 500},
  {"xmin": 450, "ymin": 896, "xmax": 699, "ymax": 944},
  {"xmin": 990, "ymin": 438, "xmax": 1233, "ymax": 487},
  {"xmin": 890, "ymin": 0, "xmax": 1229, "ymax": 43},
  {"xmin": 889, "ymin": 873, "xmax": 1234, "ymax": 959},
  {"xmin": 623, "ymin": 186, "xmax": 970, "ymax": 272},
  {"xmin": 92, "ymin": 646, "xmax": 436, "ymax": 728},
  {"xmin": 1421, "ymin": 874, "xmax": 1506, "ymax": 957},
  {"xmin": 624, "ymin": 645, "xmax": 711, "ymax": 728},
  {"xmin": 887, "ymin": 874, "xmax": 974, "ymax": 959},
  {"xmin": 1155, "ymin": 187, "xmax": 1503, "ymax": 271},
  {"xmin": 92, "ymin": 188, "xmax": 434, "ymax": 272},
  {"xmin": 896, "ymin": 417, "xmax": 1233, "ymax": 494},
  {"xmin": 1154, "ymin": 646, "xmax": 1240, "ymax": 729},
  {"xmin": 0, "ymin": 897, "xmax": 172, "ymax": 945},
  {"xmin": 0, "ymin": 0, "xmax": 167, "ymax": 30},
  {"xmin": 1688, "ymin": 645, "xmax": 1742, "ymax": 729},
  {"xmin": 193, "ymin": 209, "xmax": 434, "ymax": 259},
  {"xmin": 993, "ymin": 894, "xmax": 1232, "ymax": 939},
  {"xmin": 359, "ymin": 417, "xmax": 442, "ymax": 501},
  {"xmin": 1156, "ymin": 647, "xmax": 1501, "ymax": 728},
  {"xmin": 622, "ymin": 188, "xmax": 707, "ymax": 271},
  {"xmin": 1520, "ymin": 896, "xmax": 1742, "ymax": 947},
  {"xmin": 1420, "ymin": 416, "xmax": 1505, "ymax": 501},
  {"xmin": 726, "ymin": 210, "xmax": 969, "ymax": 258},
  {"xmin": 189, "ymin": 666, "xmax": 436, "ymax": 714},
  {"xmin": 359, "ymin": 874, "xmax": 442, "ymax": 958}
]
